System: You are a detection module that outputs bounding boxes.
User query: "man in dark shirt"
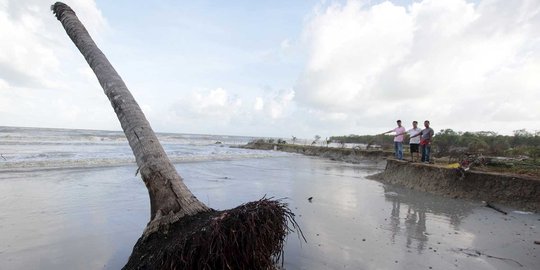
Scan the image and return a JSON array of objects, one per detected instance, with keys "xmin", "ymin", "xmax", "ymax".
[{"xmin": 411, "ymin": 120, "xmax": 434, "ymax": 163}]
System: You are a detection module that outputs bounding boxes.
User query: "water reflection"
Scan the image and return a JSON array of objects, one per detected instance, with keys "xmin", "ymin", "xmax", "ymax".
[
  {"xmin": 383, "ymin": 184, "xmax": 475, "ymax": 254},
  {"xmin": 390, "ymin": 200, "xmax": 401, "ymax": 244},
  {"xmin": 404, "ymin": 205, "xmax": 427, "ymax": 252}
]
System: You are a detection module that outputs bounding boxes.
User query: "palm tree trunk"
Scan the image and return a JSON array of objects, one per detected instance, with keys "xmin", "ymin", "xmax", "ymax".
[
  {"xmin": 52, "ymin": 3, "xmax": 301, "ymax": 269},
  {"xmin": 51, "ymin": 2, "xmax": 209, "ymax": 234}
]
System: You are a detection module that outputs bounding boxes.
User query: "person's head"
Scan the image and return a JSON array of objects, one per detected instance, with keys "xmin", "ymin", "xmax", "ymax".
[
  {"xmin": 412, "ymin": 121, "xmax": 418, "ymax": 128},
  {"xmin": 424, "ymin": 120, "xmax": 430, "ymax": 128},
  {"xmin": 396, "ymin": 120, "xmax": 402, "ymax": 127}
]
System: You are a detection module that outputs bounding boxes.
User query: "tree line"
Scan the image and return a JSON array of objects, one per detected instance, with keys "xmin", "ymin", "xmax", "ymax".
[{"xmin": 330, "ymin": 129, "xmax": 540, "ymax": 159}]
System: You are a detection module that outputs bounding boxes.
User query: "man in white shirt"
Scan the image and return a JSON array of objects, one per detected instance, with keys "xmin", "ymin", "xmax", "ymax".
[{"xmin": 405, "ymin": 121, "xmax": 422, "ymax": 162}]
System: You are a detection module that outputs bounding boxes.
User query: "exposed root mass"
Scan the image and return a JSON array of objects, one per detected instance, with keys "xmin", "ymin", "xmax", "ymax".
[{"xmin": 123, "ymin": 198, "xmax": 303, "ymax": 270}]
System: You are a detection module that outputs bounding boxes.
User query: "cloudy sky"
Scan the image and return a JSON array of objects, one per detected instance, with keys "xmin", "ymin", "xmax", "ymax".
[{"xmin": 1, "ymin": 0, "xmax": 539, "ymax": 138}]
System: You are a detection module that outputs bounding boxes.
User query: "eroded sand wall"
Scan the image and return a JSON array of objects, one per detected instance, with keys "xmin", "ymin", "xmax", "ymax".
[
  {"xmin": 241, "ymin": 142, "xmax": 393, "ymax": 162},
  {"xmin": 377, "ymin": 159, "xmax": 540, "ymax": 212},
  {"xmin": 242, "ymin": 142, "xmax": 540, "ymax": 212}
]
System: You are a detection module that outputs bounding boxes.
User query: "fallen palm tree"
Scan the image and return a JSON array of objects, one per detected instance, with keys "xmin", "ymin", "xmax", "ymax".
[{"xmin": 51, "ymin": 2, "xmax": 302, "ymax": 269}]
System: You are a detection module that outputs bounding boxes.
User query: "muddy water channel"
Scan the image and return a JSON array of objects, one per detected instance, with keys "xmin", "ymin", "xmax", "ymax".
[{"xmin": 1, "ymin": 155, "xmax": 538, "ymax": 269}]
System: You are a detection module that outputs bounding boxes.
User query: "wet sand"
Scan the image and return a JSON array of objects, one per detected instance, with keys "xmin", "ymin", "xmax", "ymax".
[{"xmin": 0, "ymin": 155, "xmax": 538, "ymax": 269}]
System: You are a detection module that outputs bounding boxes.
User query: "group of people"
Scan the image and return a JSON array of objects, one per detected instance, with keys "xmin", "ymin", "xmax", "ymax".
[{"xmin": 382, "ymin": 120, "xmax": 434, "ymax": 163}]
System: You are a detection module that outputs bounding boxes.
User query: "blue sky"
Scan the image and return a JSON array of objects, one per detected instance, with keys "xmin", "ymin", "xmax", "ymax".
[{"xmin": 1, "ymin": 0, "xmax": 539, "ymax": 139}]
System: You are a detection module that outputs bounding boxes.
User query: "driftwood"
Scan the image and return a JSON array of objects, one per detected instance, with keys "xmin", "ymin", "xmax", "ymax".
[
  {"xmin": 485, "ymin": 202, "xmax": 508, "ymax": 215},
  {"xmin": 456, "ymin": 248, "xmax": 523, "ymax": 267}
]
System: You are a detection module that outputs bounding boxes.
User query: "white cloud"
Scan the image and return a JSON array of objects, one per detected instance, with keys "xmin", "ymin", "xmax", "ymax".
[
  {"xmin": 170, "ymin": 88, "xmax": 243, "ymax": 126},
  {"xmin": 1, "ymin": 0, "xmax": 539, "ymax": 138},
  {"xmin": 0, "ymin": 0, "xmax": 120, "ymax": 130},
  {"xmin": 253, "ymin": 89, "xmax": 295, "ymax": 121},
  {"xmin": 280, "ymin": 39, "xmax": 291, "ymax": 50},
  {"xmin": 268, "ymin": 89, "xmax": 295, "ymax": 119},
  {"xmin": 298, "ymin": 0, "xmax": 413, "ymax": 108},
  {"xmin": 0, "ymin": 1, "xmax": 59, "ymax": 88},
  {"xmin": 254, "ymin": 97, "xmax": 264, "ymax": 111},
  {"xmin": 296, "ymin": 0, "xmax": 540, "ymax": 134},
  {"xmin": 0, "ymin": 78, "xmax": 8, "ymax": 89},
  {"xmin": 168, "ymin": 87, "xmax": 297, "ymax": 133},
  {"xmin": 0, "ymin": 0, "xmax": 107, "ymax": 88}
]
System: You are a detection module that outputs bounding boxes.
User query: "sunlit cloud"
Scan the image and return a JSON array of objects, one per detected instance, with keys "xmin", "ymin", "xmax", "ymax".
[
  {"xmin": 296, "ymin": 0, "xmax": 540, "ymax": 134},
  {"xmin": 1, "ymin": 0, "xmax": 538, "ymax": 137}
]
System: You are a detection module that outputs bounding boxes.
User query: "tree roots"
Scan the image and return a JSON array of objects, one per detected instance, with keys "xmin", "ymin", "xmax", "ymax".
[{"xmin": 123, "ymin": 198, "xmax": 303, "ymax": 270}]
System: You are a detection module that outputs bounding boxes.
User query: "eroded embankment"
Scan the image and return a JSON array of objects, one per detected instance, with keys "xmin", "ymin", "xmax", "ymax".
[
  {"xmin": 240, "ymin": 142, "xmax": 393, "ymax": 163},
  {"xmin": 373, "ymin": 159, "xmax": 540, "ymax": 212},
  {"xmin": 242, "ymin": 142, "xmax": 540, "ymax": 212}
]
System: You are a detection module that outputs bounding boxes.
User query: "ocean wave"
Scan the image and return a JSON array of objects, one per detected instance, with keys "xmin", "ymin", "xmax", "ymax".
[
  {"xmin": 0, "ymin": 140, "xmax": 128, "ymax": 146},
  {"xmin": 0, "ymin": 126, "xmax": 277, "ymax": 172},
  {"xmin": 0, "ymin": 127, "xmax": 254, "ymax": 146},
  {"xmin": 0, "ymin": 151, "xmax": 290, "ymax": 172}
]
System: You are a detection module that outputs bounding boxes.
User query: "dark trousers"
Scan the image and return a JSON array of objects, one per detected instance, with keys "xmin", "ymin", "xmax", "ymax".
[{"xmin": 421, "ymin": 144, "xmax": 431, "ymax": 162}]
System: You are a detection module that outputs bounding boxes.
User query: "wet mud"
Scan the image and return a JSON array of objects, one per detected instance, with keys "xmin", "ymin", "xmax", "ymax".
[
  {"xmin": 245, "ymin": 142, "xmax": 540, "ymax": 212},
  {"xmin": 1, "ymin": 157, "xmax": 538, "ymax": 269}
]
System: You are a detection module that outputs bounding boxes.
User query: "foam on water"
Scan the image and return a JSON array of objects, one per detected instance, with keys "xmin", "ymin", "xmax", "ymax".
[{"xmin": 0, "ymin": 126, "xmax": 287, "ymax": 171}]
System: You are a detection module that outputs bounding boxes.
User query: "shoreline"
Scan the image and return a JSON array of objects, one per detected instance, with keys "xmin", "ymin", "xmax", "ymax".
[
  {"xmin": 239, "ymin": 141, "xmax": 394, "ymax": 162},
  {"xmin": 241, "ymin": 142, "xmax": 540, "ymax": 212}
]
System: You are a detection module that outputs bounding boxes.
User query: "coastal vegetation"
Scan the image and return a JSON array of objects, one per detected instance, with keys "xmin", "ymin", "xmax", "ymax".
[
  {"xmin": 330, "ymin": 129, "xmax": 540, "ymax": 157},
  {"xmin": 330, "ymin": 129, "xmax": 540, "ymax": 177},
  {"xmin": 250, "ymin": 129, "xmax": 540, "ymax": 178}
]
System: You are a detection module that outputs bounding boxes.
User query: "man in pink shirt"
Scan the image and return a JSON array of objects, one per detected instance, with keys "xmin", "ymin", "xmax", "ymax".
[{"xmin": 382, "ymin": 120, "xmax": 406, "ymax": 160}]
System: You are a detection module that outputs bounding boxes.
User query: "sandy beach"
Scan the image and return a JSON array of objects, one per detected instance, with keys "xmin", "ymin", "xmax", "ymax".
[{"xmin": 1, "ymin": 152, "xmax": 538, "ymax": 269}]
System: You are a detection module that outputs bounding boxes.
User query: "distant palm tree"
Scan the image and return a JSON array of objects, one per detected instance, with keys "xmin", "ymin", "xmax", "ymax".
[{"xmin": 312, "ymin": 134, "xmax": 321, "ymax": 145}]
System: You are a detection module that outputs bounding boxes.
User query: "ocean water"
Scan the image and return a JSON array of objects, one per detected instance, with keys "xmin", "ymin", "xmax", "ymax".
[
  {"xmin": 0, "ymin": 126, "xmax": 538, "ymax": 269},
  {"xmin": 0, "ymin": 126, "xmax": 287, "ymax": 172}
]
